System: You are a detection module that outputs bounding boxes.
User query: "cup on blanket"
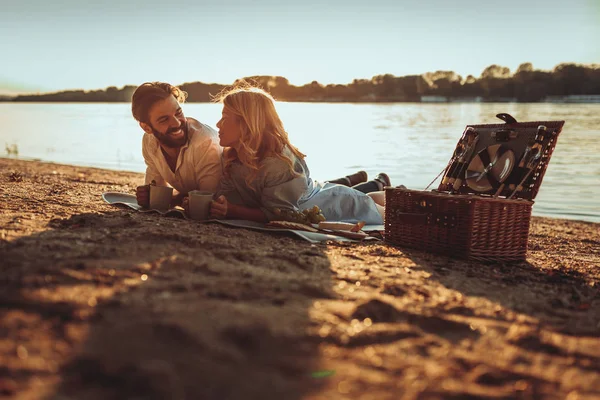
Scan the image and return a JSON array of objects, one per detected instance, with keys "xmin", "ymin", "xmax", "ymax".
[
  {"xmin": 188, "ymin": 190, "xmax": 214, "ymax": 221},
  {"xmin": 149, "ymin": 185, "xmax": 173, "ymax": 211}
]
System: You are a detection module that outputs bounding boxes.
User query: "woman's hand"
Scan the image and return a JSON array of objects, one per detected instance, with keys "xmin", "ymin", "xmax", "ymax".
[{"xmin": 210, "ymin": 195, "xmax": 228, "ymax": 219}]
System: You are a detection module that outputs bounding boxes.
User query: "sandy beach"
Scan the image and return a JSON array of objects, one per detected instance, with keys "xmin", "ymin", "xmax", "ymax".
[{"xmin": 1, "ymin": 157, "xmax": 599, "ymax": 400}]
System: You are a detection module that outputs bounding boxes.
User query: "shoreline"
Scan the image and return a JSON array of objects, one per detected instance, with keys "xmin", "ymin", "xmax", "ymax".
[
  {"xmin": 2, "ymin": 155, "xmax": 598, "ymax": 225},
  {"xmin": 1, "ymin": 158, "xmax": 599, "ymax": 399},
  {"xmin": 3, "ymin": 99, "xmax": 600, "ymax": 104}
]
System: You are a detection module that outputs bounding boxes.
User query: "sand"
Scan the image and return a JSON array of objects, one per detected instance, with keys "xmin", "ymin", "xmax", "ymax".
[{"xmin": 1, "ymin": 157, "xmax": 599, "ymax": 400}]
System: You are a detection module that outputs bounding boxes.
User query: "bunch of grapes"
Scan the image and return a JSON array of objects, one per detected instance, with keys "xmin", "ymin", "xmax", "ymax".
[{"xmin": 273, "ymin": 205, "xmax": 326, "ymax": 225}]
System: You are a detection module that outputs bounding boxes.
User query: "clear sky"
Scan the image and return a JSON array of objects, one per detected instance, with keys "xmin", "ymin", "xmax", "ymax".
[{"xmin": 1, "ymin": 0, "xmax": 598, "ymax": 95}]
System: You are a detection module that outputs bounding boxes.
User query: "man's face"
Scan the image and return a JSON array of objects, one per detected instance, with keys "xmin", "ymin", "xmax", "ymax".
[{"xmin": 142, "ymin": 95, "xmax": 188, "ymax": 148}]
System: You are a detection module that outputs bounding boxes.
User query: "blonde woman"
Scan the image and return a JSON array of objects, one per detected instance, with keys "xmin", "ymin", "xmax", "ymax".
[{"xmin": 209, "ymin": 85, "xmax": 386, "ymax": 224}]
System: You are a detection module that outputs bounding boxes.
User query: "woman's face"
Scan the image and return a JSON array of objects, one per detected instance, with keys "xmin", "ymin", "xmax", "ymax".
[{"xmin": 216, "ymin": 107, "xmax": 243, "ymax": 148}]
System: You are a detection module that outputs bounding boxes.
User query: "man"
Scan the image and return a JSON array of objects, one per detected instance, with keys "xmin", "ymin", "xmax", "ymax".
[{"xmin": 131, "ymin": 82, "xmax": 222, "ymax": 208}]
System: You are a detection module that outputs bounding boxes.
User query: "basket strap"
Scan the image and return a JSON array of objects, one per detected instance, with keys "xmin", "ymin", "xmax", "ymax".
[{"xmin": 424, "ymin": 167, "xmax": 447, "ymax": 191}]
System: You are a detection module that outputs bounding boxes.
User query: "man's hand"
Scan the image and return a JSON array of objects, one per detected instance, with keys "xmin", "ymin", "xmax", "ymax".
[
  {"xmin": 181, "ymin": 195, "xmax": 190, "ymax": 216},
  {"xmin": 170, "ymin": 190, "xmax": 186, "ymax": 208},
  {"xmin": 136, "ymin": 185, "xmax": 150, "ymax": 208},
  {"xmin": 210, "ymin": 195, "xmax": 228, "ymax": 219}
]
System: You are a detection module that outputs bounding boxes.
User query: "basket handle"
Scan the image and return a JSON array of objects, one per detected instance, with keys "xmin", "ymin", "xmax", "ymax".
[{"xmin": 496, "ymin": 113, "xmax": 517, "ymax": 124}]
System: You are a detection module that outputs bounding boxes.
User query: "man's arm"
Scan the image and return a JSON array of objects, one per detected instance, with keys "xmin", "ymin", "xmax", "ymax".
[
  {"xmin": 142, "ymin": 143, "xmax": 167, "ymax": 186},
  {"xmin": 139, "ymin": 136, "xmax": 168, "ymax": 207},
  {"xmin": 194, "ymin": 139, "xmax": 223, "ymax": 193}
]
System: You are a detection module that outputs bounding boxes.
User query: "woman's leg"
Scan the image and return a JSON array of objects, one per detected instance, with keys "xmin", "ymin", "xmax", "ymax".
[
  {"xmin": 352, "ymin": 173, "xmax": 391, "ymax": 194},
  {"xmin": 368, "ymin": 191, "xmax": 386, "ymax": 220},
  {"xmin": 326, "ymin": 170, "xmax": 368, "ymax": 187},
  {"xmin": 373, "ymin": 202, "xmax": 385, "ymax": 219},
  {"xmin": 351, "ymin": 181, "xmax": 380, "ymax": 193},
  {"xmin": 367, "ymin": 191, "xmax": 385, "ymax": 206}
]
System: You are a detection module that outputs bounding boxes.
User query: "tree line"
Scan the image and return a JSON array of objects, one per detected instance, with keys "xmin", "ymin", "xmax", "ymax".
[{"xmin": 5, "ymin": 63, "xmax": 600, "ymax": 103}]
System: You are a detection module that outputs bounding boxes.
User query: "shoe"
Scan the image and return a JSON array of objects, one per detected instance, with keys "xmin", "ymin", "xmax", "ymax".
[
  {"xmin": 346, "ymin": 170, "xmax": 368, "ymax": 186},
  {"xmin": 327, "ymin": 177, "xmax": 352, "ymax": 186},
  {"xmin": 374, "ymin": 173, "xmax": 391, "ymax": 188}
]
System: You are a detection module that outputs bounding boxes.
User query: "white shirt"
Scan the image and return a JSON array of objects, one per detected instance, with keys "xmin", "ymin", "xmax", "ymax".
[{"xmin": 142, "ymin": 118, "xmax": 223, "ymax": 194}]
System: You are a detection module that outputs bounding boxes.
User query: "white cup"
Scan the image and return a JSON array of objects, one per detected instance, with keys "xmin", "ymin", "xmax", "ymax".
[
  {"xmin": 188, "ymin": 190, "xmax": 214, "ymax": 221},
  {"xmin": 149, "ymin": 185, "xmax": 173, "ymax": 211}
]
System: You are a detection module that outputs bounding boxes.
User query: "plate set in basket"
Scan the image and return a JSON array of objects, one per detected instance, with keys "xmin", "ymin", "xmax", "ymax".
[{"xmin": 384, "ymin": 113, "xmax": 565, "ymax": 262}]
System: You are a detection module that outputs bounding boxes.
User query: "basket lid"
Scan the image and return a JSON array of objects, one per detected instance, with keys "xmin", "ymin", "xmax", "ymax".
[{"xmin": 437, "ymin": 113, "xmax": 564, "ymax": 200}]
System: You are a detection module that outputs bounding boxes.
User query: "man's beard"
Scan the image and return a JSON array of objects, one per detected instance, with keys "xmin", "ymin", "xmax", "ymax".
[{"xmin": 151, "ymin": 120, "xmax": 189, "ymax": 148}]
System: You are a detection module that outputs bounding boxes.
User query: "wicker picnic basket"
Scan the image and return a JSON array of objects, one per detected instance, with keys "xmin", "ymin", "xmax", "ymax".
[{"xmin": 385, "ymin": 113, "xmax": 565, "ymax": 262}]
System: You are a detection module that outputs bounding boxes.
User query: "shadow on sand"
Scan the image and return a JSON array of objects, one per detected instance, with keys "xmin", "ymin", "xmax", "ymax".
[{"xmin": 1, "ymin": 210, "xmax": 335, "ymax": 399}]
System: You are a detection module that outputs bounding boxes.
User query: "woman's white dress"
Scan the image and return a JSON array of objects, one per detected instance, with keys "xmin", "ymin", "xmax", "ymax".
[{"xmin": 216, "ymin": 149, "xmax": 383, "ymax": 224}]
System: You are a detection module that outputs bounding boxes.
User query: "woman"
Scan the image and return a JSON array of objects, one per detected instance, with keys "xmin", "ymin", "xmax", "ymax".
[{"xmin": 209, "ymin": 85, "xmax": 386, "ymax": 225}]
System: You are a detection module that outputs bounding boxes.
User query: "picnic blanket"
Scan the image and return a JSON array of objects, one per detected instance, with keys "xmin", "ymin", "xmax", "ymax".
[{"xmin": 102, "ymin": 192, "xmax": 382, "ymax": 243}]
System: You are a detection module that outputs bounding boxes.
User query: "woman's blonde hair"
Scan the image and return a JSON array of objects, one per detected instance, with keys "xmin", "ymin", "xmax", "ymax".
[{"xmin": 214, "ymin": 83, "xmax": 306, "ymax": 187}]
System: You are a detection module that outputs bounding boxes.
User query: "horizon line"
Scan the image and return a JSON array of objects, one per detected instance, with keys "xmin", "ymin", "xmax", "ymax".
[{"xmin": 3, "ymin": 61, "xmax": 599, "ymax": 97}]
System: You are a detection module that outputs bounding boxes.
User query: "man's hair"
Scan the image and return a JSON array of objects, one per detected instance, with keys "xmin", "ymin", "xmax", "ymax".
[{"xmin": 131, "ymin": 82, "xmax": 188, "ymax": 124}]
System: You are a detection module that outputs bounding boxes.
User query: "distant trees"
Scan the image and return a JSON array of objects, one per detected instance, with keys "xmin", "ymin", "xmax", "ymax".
[
  {"xmin": 179, "ymin": 82, "xmax": 224, "ymax": 102},
  {"xmin": 5, "ymin": 63, "xmax": 600, "ymax": 103},
  {"xmin": 552, "ymin": 63, "xmax": 596, "ymax": 95},
  {"xmin": 422, "ymin": 71, "xmax": 462, "ymax": 98},
  {"xmin": 513, "ymin": 63, "xmax": 553, "ymax": 102},
  {"xmin": 12, "ymin": 86, "xmax": 136, "ymax": 102}
]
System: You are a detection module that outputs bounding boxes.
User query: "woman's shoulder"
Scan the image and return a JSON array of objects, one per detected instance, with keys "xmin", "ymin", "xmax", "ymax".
[
  {"xmin": 260, "ymin": 152, "xmax": 305, "ymax": 175},
  {"xmin": 259, "ymin": 155, "xmax": 309, "ymax": 189},
  {"xmin": 265, "ymin": 146, "xmax": 304, "ymax": 166},
  {"xmin": 260, "ymin": 154, "xmax": 289, "ymax": 169}
]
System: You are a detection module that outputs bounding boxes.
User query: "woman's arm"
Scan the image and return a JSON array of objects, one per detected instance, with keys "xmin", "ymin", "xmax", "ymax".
[
  {"xmin": 227, "ymin": 203, "xmax": 268, "ymax": 222},
  {"xmin": 210, "ymin": 195, "xmax": 268, "ymax": 223}
]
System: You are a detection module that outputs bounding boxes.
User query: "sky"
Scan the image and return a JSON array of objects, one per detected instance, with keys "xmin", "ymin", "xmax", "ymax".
[{"xmin": 1, "ymin": 0, "xmax": 599, "ymax": 95}]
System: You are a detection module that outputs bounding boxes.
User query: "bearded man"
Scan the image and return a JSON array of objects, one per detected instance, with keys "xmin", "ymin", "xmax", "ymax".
[{"xmin": 131, "ymin": 82, "xmax": 222, "ymax": 207}]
